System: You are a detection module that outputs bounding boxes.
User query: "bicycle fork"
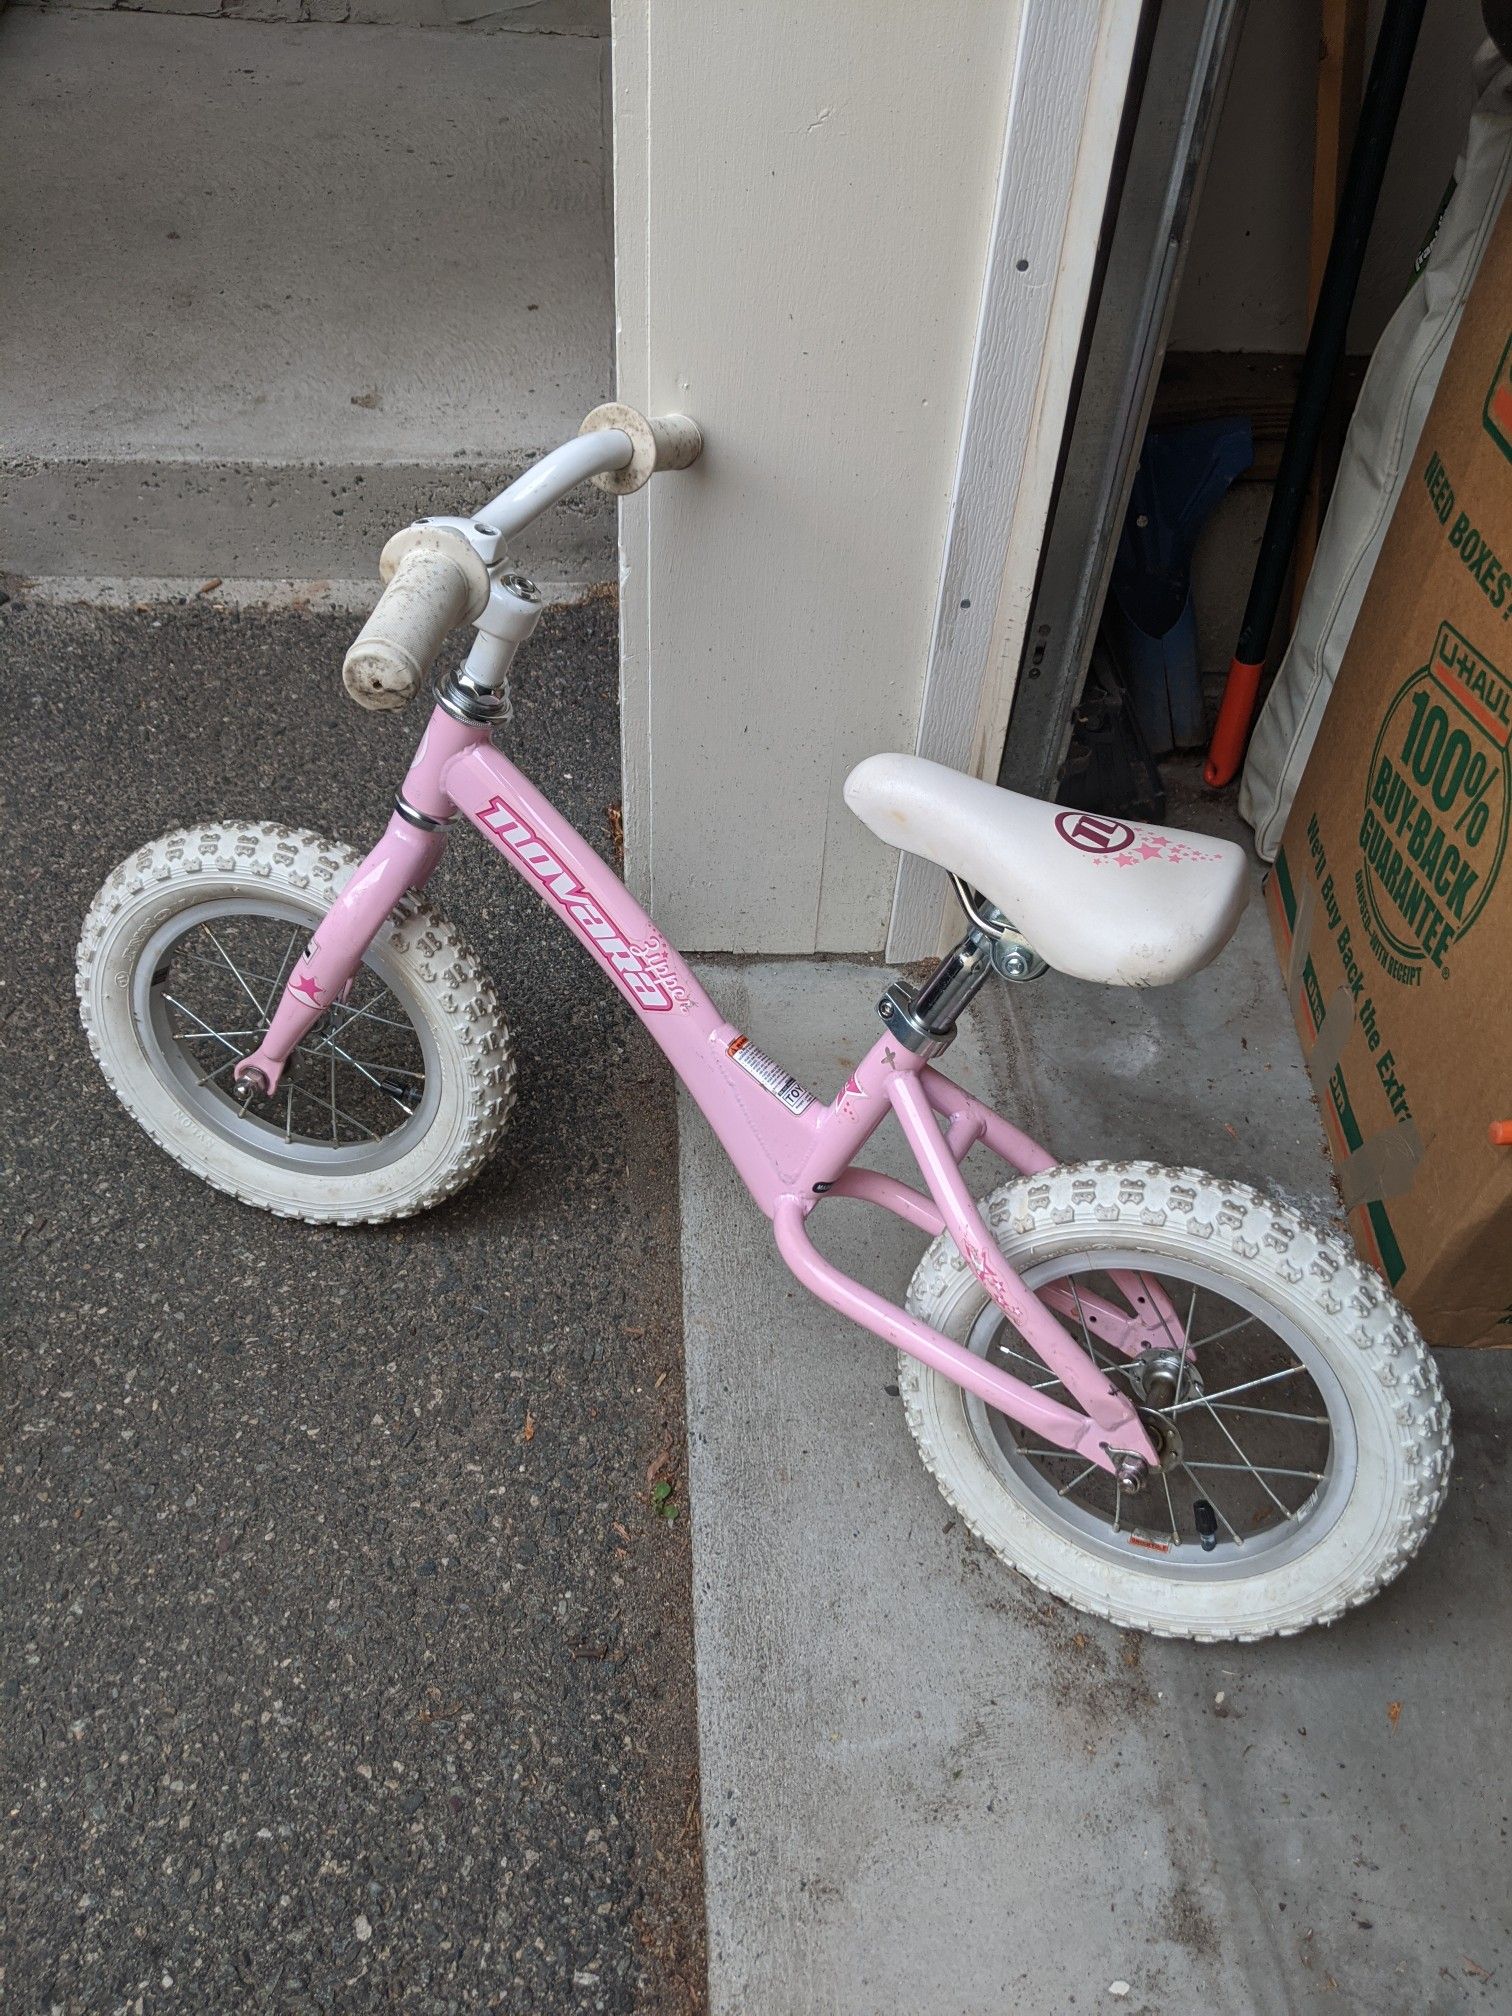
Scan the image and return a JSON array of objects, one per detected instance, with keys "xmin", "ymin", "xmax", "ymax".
[{"xmin": 233, "ymin": 705, "xmax": 489, "ymax": 1096}]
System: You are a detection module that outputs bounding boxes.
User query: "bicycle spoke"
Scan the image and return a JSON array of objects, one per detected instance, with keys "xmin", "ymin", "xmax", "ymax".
[
  {"xmin": 1159, "ymin": 1464, "xmax": 1180, "ymax": 1545},
  {"xmin": 1189, "ymin": 1311, "xmax": 1262, "ymax": 1352},
  {"xmin": 1139, "ymin": 1274, "xmax": 1185, "ymax": 1358},
  {"xmin": 1189, "ymin": 1395, "xmax": 1292, "ymax": 1516},
  {"xmin": 260, "ymin": 927, "xmax": 302, "ymax": 1022},
  {"xmin": 193, "ymin": 1054, "xmax": 245, "ymax": 1088},
  {"xmin": 1205, "ymin": 1401, "xmax": 1329, "ymax": 1427},
  {"xmin": 993, "ymin": 1336, "xmax": 1073, "ymax": 1393},
  {"xmin": 327, "ymin": 995, "xmax": 409, "ymax": 1035},
  {"xmin": 179, "ymin": 954, "xmax": 288, "ymax": 988},
  {"xmin": 357, "ymin": 975, "xmax": 398, "ymax": 1015},
  {"xmin": 1056, "ymin": 1462, "xmax": 1098, "ymax": 1498},
  {"xmin": 200, "ymin": 927, "xmax": 269, "ymax": 1019},
  {"xmin": 1066, "ymin": 1279, "xmax": 1094, "ymax": 1356},
  {"xmin": 172, "ymin": 987, "xmax": 386, "ymax": 1144},
  {"xmin": 1184, "ymin": 1461, "xmax": 1326, "ymax": 1483},
  {"xmin": 181, "ymin": 947, "xmax": 403, "ymax": 1038},
  {"xmin": 314, "ymin": 1036, "xmax": 417, "ymax": 1111},
  {"xmin": 319, "ymin": 1050, "xmax": 423, "ymax": 1082},
  {"xmin": 1172, "ymin": 1305, "xmax": 1192, "ymax": 1410},
  {"xmin": 164, "ymin": 995, "xmax": 256, "ymax": 1054},
  {"xmin": 1169, "ymin": 1365, "xmax": 1308, "ymax": 1414},
  {"xmin": 1065, "ymin": 1279, "xmax": 1122, "ymax": 1375},
  {"xmin": 283, "ymin": 1073, "xmax": 381, "ymax": 1142}
]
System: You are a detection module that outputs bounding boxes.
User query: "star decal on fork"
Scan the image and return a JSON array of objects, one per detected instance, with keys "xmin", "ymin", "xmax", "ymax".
[{"xmin": 291, "ymin": 974, "xmax": 323, "ymax": 1005}]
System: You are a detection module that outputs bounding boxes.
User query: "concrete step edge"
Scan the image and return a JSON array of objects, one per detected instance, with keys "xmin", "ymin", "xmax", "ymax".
[
  {"xmin": 5, "ymin": 573, "xmax": 608, "ymax": 612},
  {"xmin": 2, "ymin": 456, "xmax": 616, "ymax": 584}
]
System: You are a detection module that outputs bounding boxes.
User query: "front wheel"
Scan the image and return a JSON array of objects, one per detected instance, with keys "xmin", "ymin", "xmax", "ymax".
[
  {"xmin": 902, "ymin": 1162, "xmax": 1451, "ymax": 1641},
  {"xmin": 77, "ymin": 821, "xmax": 516, "ymax": 1224}
]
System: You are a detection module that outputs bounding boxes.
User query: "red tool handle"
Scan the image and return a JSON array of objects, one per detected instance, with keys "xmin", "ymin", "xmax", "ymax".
[{"xmin": 1204, "ymin": 658, "xmax": 1265, "ymax": 788}]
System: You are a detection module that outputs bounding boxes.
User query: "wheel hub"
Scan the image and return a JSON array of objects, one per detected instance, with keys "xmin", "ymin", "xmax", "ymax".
[
  {"xmin": 1139, "ymin": 1407, "xmax": 1185, "ymax": 1474},
  {"xmin": 1127, "ymin": 1344, "xmax": 1202, "ymax": 1412}
]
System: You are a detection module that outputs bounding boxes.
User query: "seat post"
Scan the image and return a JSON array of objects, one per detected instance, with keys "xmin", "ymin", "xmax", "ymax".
[{"xmin": 877, "ymin": 927, "xmax": 998, "ymax": 1056}]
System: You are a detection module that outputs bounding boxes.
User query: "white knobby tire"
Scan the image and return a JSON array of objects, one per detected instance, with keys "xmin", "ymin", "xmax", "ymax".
[
  {"xmin": 77, "ymin": 822, "xmax": 515, "ymax": 1224},
  {"xmin": 902, "ymin": 1162, "xmax": 1451, "ymax": 1641}
]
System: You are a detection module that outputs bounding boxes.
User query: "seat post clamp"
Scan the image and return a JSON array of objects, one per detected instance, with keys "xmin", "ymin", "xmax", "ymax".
[{"xmin": 877, "ymin": 982, "xmax": 954, "ymax": 1057}]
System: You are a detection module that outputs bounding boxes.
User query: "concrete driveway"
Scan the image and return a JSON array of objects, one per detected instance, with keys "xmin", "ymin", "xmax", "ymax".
[{"xmin": 676, "ymin": 842, "xmax": 1509, "ymax": 2015}]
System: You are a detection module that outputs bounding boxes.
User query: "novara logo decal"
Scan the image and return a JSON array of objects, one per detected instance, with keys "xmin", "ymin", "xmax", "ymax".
[{"xmin": 475, "ymin": 794, "xmax": 674, "ymax": 1013}]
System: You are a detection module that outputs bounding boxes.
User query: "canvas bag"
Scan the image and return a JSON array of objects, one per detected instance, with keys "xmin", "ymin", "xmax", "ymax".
[{"xmin": 1241, "ymin": 40, "xmax": 1512, "ymax": 858}]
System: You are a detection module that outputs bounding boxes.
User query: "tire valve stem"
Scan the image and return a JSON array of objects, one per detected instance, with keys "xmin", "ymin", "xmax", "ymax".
[
  {"xmin": 1193, "ymin": 1498, "xmax": 1219, "ymax": 1552},
  {"xmin": 378, "ymin": 1076, "xmax": 421, "ymax": 1111}
]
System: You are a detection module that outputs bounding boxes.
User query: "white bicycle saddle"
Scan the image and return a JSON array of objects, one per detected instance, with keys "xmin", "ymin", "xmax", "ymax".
[{"xmin": 844, "ymin": 753, "xmax": 1250, "ymax": 987}]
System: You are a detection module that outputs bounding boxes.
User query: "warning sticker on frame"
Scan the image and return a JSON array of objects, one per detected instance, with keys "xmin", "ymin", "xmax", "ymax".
[{"xmin": 726, "ymin": 1035, "xmax": 815, "ymax": 1115}]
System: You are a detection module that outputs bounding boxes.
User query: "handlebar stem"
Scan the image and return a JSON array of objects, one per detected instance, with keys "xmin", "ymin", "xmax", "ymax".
[{"xmin": 458, "ymin": 571, "xmax": 545, "ymax": 691}]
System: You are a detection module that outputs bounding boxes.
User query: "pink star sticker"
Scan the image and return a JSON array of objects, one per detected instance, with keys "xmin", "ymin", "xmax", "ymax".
[{"xmin": 291, "ymin": 974, "xmax": 323, "ymax": 1004}]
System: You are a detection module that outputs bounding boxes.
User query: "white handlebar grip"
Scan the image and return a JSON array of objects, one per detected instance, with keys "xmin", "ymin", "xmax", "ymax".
[
  {"xmin": 644, "ymin": 411, "xmax": 703, "ymax": 471},
  {"xmin": 578, "ymin": 403, "xmax": 705, "ymax": 494},
  {"xmin": 342, "ymin": 530, "xmax": 490, "ymax": 711}
]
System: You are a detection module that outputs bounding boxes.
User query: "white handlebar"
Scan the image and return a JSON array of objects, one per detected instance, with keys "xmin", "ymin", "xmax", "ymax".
[
  {"xmin": 344, "ymin": 407, "xmax": 703, "ymax": 711},
  {"xmin": 473, "ymin": 407, "xmax": 704, "ymax": 540},
  {"xmin": 473, "ymin": 429, "xmax": 634, "ymax": 542}
]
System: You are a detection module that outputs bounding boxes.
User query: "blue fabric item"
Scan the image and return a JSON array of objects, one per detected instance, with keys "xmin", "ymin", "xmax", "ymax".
[{"xmin": 1110, "ymin": 417, "xmax": 1254, "ymax": 753}]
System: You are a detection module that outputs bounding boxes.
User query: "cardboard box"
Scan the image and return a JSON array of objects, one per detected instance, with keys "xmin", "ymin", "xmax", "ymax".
[{"xmin": 1266, "ymin": 200, "xmax": 1512, "ymax": 1348}]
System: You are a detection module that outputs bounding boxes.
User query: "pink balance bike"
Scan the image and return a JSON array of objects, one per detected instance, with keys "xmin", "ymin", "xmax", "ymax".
[{"xmin": 77, "ymin": 407, "xmax": 1450, "ymax": 1641}]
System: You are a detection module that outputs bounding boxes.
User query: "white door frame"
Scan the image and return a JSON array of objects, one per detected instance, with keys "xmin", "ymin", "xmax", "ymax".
[{"xmin": 886, "ymin": 0, "xmax": 1146, "ymax": 960}]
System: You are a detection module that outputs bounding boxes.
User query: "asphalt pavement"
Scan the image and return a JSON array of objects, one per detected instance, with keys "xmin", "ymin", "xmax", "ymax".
[{"xmin": 1, "ymin": 595, "xmax": 705, "ymax": 2014}]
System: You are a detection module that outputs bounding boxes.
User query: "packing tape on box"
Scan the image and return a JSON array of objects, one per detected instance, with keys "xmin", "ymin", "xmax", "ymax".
[{"xmin": 1286, "ymin": 877, "xmax": 1426, "ymax": 1211}]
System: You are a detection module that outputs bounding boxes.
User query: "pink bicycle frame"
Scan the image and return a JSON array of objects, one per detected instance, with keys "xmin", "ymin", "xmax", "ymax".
[{"xmin": 237, "ymin": 701, "xmax": 1174, "ymax": 1476}]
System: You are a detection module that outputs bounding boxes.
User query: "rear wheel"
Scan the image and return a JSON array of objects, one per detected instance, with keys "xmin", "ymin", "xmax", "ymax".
[
  {"xmin": 902, "ymin": 1162, "xmax": 1450, "ymax": 1641},
  {"xmin": 77, "ymin": 822, "xmax": 515, "ymax": 1223}
]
